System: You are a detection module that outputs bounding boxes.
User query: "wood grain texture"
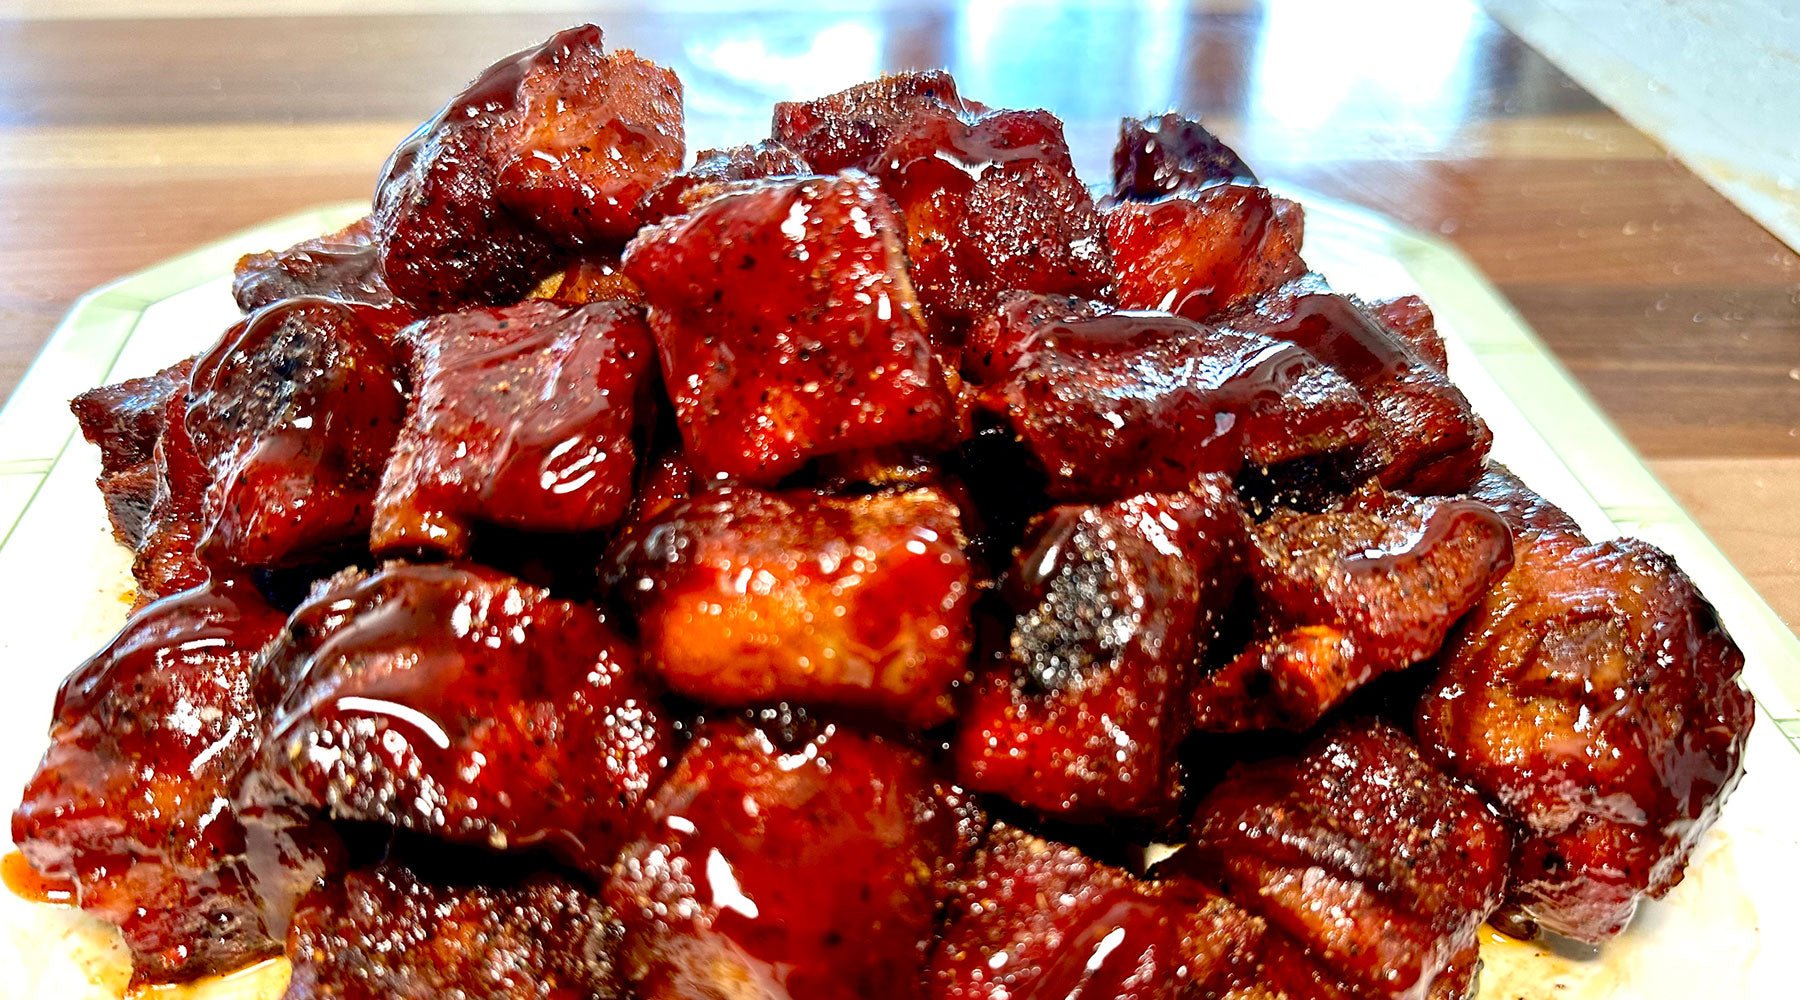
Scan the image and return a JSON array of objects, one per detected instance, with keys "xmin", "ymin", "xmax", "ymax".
[{"xmin": 0, "ymin": 1, "xmax": 1794, "ymax": 628}]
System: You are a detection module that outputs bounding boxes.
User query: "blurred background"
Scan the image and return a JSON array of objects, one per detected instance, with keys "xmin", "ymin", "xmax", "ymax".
[{"xmin": 0, "ymin": 0, "xmax": 1795, "ymax": 626}]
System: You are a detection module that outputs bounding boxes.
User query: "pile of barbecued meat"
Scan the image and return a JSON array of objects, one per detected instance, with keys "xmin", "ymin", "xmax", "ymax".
[{"xmin": 11, "ymin": 23, "xmax": 1754, "ymax": 1000}]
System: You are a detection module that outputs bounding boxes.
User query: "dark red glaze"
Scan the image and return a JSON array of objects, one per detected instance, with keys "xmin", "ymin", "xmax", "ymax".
[
  {"xmin": 872, "ymin": 103, "xmax": 1112, "ymax": 335},
  {"xmin": 242, "ymin": 562, "xmax": 671, "ymax": 872},
  {"xmin": 282, "ymin": 864, "xmax": 628, "ymax": 1000},
  {"xmin": 10, "ymin": 579, "xmax": 334, "ymax": 983},
  {"xmin": 1185, "ymin": 722, "xmax": 1511, "ymax": 1000},
  {"xmin": 622, "ymin": 172, "xmax": 953, "ymax": 484},
  {"xmin": 1106, "ymin": 183, "xmax": 1307, "ymax": 321},
  {"xmin": 1416, "ymin": 470, "xmax": 1754, "ymax": 943},
  {"xmin": 609, "ymin": 485, "xmax": 974, "ymax": 728},
  {"xmin": 185, "ymin": 297, "xmax": 409, "ymax": 570},
  {"xmin": 497, "ymin": 28, "xmax": 685, "ymax": 248},
  {"xmin": 373, "ymin": 41, "xmax": 561, "ymax": 310},
  {"xmin": 966, "ymin": 292, "xmax": 1371, "ymax": 501},
  {"xmin": 1370, "ymin": 294, "xmax": 1449, "ymax": 374},
  {"xmin": 372, "ymin": 300, "xmax": 657, "ymax": 558},
  {"xmin": 638, "ymin": 139, "xmax": 811, "ymax": 222},
  {"xmin": 1222, "ymin": 274, "xmax": 1492, "ymax": 492},
  {"xmin": 771, "ymin": 70, "xmax": 984, "ymax": 174},
  {"xmin": 955, "ymin": 481, "xmax": 1247, "ymax": 821},
  {"xmin": 1192, "ymin": 486, "xmax": 1514, "ymax": 731},
  {"xmin": 607, "ymin": 720, "xmax": 979, "ymax": 1000},
  {"xmin": 930, "ymin": 825, "xmax": 1262, "ymax": 999},
  {"xmin": 233, "ymin": 216, "xmax": 400, "ymax": 313},
  {"xmin": 1108, "ymin": 113, "xmax": 1257, "ymax": 202}
]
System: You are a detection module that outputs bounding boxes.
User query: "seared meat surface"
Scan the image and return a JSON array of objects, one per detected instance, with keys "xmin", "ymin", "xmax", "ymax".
[
  {"xmin": 1417, "ymin": 467, "xmax": 1755, "ymax": 942},
  {"xmin": 283, "ymin": 863, "xmax": 628, "ymax": 1000},
  {"xmin": 1191, "ymin": 486, "xmax": 1514, "ymax": 731},
  {"xmin": 1181, "ymin": 722, "xmax": 1511, "ymax": 1000},
  {"xmin": 955, "ymin": 480, "xmax": 1247, "ymax": 822},
  {"xmin": 16, "ymin": 26, "xmax": 1752, "ymax": 998}
]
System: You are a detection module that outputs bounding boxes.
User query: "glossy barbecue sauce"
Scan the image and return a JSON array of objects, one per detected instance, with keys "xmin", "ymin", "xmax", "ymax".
[{"xmin": 1244, "ymin": 279, "xmax": 1415, "ymax": 386}]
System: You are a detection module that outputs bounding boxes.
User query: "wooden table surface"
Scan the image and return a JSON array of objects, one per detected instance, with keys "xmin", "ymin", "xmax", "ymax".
[{"xmin": 0, "ymin": 1, "xmax": 1795, "ymax": 628}]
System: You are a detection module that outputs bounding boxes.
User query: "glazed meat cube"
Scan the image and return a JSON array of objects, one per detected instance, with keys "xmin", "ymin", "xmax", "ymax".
[
  {"xmin": 966, "ymin": 293, "xmax": 1371, "ymax": 501},
  {"xmin": 1106, "ymin": 183, "xmax": 1307, "ymax": 320},
  {"xmin": 241, "ymin": 562, "xmax": 671, "ymax": 871},
  {"xmin": 1466, "ymin": 462, "xmax": 1584, "ymax": 536},
  {"xmin": 11, "ymin": 580, "xmax": 331, "ymax": 983},
  {"xmin": 233, "ymin": 216, "xmax": 398, "ymax": 313},
  {"xmin": 1369, "ymin": 294, "xmax": 1449, "ymax": 374},
  {"xmin": 1191, "ymin": 487, "xmax": 1514, "ymax": 731},
  {"xmin": 622, "ymin": 173, "xmax": 953, "ymax": 483},
  {"xmin": 771, "ymin": 70, "xmax": 982, "ymax": 173},
  {"xmin": 372, "ymin": 300, "xmax": 657, "ymax": 558},
  {"xmin": 1109, "ymin": 113, "xmax": 1256, "ymax": 201},
  {"xmin": 955, "ymin": 481, "xmax": 1247, "ymax": 821},
  {"xmin": 606, "ymin": 720, "xmax": 978, "ymax": 1000},
  {"xmin": 373, "ymin": 70, "xmax": 560, "ymax": 311},
  {"xmin": 497, "ymin": 27, "xmax": 684, "ymax": 247},
  {"xmin": 609, "ymin": 485, "xmax": 974, "ymax": 727},
  {"xmin": 186, "ymin": 298, "xmax": 409, "ymax": 569},
  {"xmin": 375, "ymin": 25, "xmax": 683, "ymax": 307},
  {"xmin": 282, "ymin": 864, "xmax": 627, "ymax": 1000},
  {"xmin": 1223, "ymin": 274, "xmax": 1491, "ymax": 492},
  {"xmin": 1416, "ymin": 472, "xmax": 1753, "ymax": 943},
  {"xmin": 638, "ymin": 139, "xmax": 811, "ymax": 222},
  {"xmin": 930, "ymin": 824, "xmax": 1262, "ymax": 1000},
  {"xmin": 1185, "ymin": 722, "xmax": 1511, "ymax": 1000},
  {"xmin": 873, "ymin": 104, "xmax": 1112, "ymax": 333}
]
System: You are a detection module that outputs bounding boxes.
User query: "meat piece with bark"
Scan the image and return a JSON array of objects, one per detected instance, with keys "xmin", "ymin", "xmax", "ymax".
[
  {"xmin": 1109, "ymin": 112, "xmax": 1257, "ymax": 201},
  {"xmin": 240, "ymin": 562, "xmax": 671, "ymax": 872},
  {"xmin": 609, "ymin": 485, "xmax": 974, "ymax": 728},
  {"xmin": 638, "ymin": 139, "xmax": 811, "ymax": 222},
  {"xmin": 11, "ymin": 580, "xmax": 336, "ymax": 983},
  {"xmin": 1191, "ymin": 486, "xmax": 1514, "ymax": 731},
  {"xmin": 1416, "ymin": 467, "xmax": 1754, "ymax": 943},
  {"xmin": 771, "ymin": 70, "xmax": 983, "ymax": 173},
  {"xmin": 872, "ymin": 103, "xmax": 1112, "ymax": 335},
  {"xmin": 69, "ymin": 359, "xmax": 200, "ymax": 580},
  {"xmin": 375, "ymin": 25, "xmax": 683, "ymax": 308},
  {"xmin": 186, "ymin": 297, "xmax": 410, "ymax": 570},
  {"xmin": 931, "ymin": 824, "xmax": 1263, "ymax": 999},
  {"xmin": 233, "ymin": 216, "xmax": 401, "ymax": 313},
  {"xmin": 1221, "ymin": 274, "xmax": 1491, "ymax": 493},
  {"xmin": 372, "ymin": 300, "xmax": 658, "ymax": 558},
  {"xmin": 281, "ymin": 863, "xmax": 627, "ymax": 1000},
  {"xmin": 955, "ymin": 480, "xmax": 1247, "ymax": 822},
  {"xmin": 1107, "ymin": 183, "xmax": 1307, "ymax": 320},
  {"xmin": 607, "ymin": 719, "xmax": 980, "ymax": 1000},
  {"xmin": 1181, "ymin": 722, "xmax": 1510, "ymax": 1000},
  {"xmin": 622, "ymin": 172, "xmax": 953, "ymax": 484},
  {"xmin": 966, "ymin": 292, "xmax": 1370, "ymax": 502}
]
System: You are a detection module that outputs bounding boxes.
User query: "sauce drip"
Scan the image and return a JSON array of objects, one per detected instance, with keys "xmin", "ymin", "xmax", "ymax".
[{"xmin": 2, "ymin": 851, "xmax": 75, "ymax": 905}]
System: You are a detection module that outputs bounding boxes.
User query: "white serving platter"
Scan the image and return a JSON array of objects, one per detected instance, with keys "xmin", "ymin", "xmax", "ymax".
[{"xmin": 0, "ymin": 194, "xmax": 1795, "ymax": 1000}]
